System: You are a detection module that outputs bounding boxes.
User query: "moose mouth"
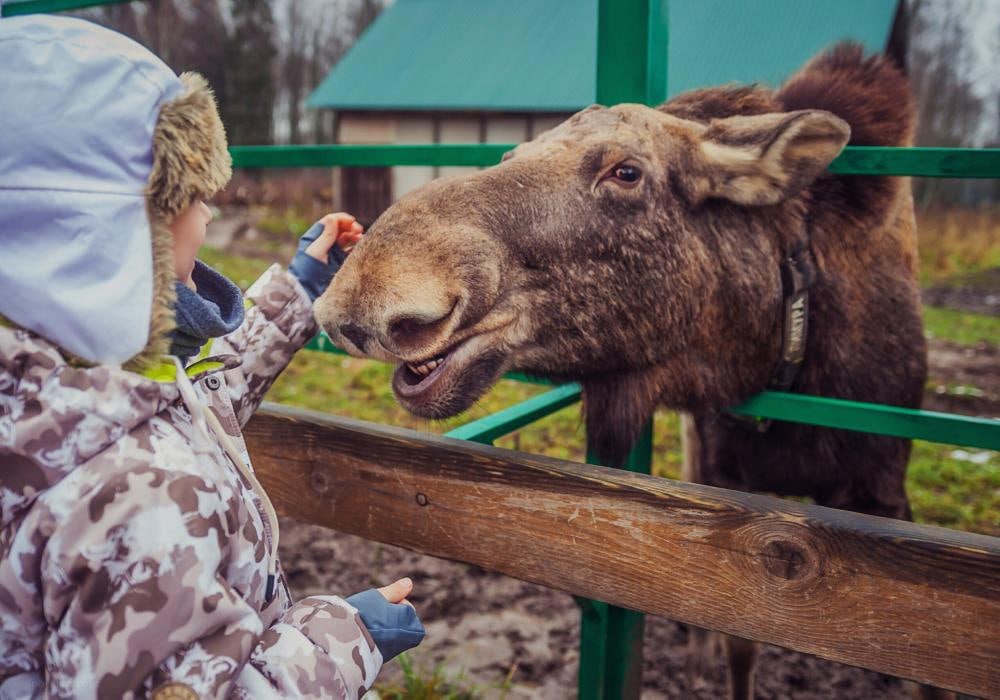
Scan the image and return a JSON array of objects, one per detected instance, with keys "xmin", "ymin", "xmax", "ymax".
[
  {"xmin": 393, "ymin": 347, "xmax": 455, "ymax": 398},
  {"xmin": 391, "ymin": 334, "xmax": 507, "ymax": 418}
]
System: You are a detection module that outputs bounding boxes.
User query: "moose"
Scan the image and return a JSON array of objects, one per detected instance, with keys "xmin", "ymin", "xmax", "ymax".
[{"xmin": 315, "ymin": 45, "xmax": 935, "ymax": 698}]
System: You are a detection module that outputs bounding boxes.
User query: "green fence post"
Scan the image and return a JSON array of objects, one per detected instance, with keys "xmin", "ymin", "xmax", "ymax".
[
  {"xmin": 577, "ymin": 1, "xmax": 666, "ymax": 698},
  {"xmin": 578, "ymin": 421, "xmax": 654, "ymax": 700},
  {"xmin": 595, "ymin": 0, "xmax": 668, "ymax": 107}
]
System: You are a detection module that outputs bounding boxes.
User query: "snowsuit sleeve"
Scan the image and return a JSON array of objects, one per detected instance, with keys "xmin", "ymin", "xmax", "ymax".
[
  {"xmin": 234, "ymin": 597, "xmax": 382, "ymax": 699},
  {"xmin": 210, "ymin": 263, "xmax": 319, "ymax": 426},
  {"xmin": 41, "ymin": 463, "xmax": 381, "ymax": 699}
]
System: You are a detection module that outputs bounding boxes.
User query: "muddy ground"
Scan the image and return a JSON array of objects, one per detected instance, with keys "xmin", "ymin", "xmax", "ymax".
[{"xmin": 281, "ymin": 522, "xmax": 916, "ymax": 699}]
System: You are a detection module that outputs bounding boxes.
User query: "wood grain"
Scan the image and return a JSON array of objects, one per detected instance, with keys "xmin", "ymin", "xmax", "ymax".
[{"xmin": 246, "ymin": 403, "xmax": 1000, "ymax": 698}]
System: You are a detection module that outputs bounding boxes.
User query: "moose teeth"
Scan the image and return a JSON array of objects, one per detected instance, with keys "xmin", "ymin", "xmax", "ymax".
[{"xmin": 407, "ymin": 356, "xmax": 445, "ymax": 377}]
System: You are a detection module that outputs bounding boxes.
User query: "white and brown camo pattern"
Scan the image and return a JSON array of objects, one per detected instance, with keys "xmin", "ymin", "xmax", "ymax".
[{"xmin": 0, "ymin": 265, "xmax": 381, "ymax": 699}]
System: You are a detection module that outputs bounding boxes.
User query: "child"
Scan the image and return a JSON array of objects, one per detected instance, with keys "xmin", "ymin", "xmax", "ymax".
[{"xmin": 0, "ymin": 15, "xmax": 422, "ymax": 699}]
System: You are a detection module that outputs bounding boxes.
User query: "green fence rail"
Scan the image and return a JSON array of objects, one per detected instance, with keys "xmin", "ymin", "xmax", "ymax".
[
  {"xmin": 230, "ymin": 144, "xmax": 513, "ymax": 169},
  {"xmin": 1, "ymin": 0, "xmax": 129, "ymax": 15},
  {"xmin": 310, "ymin": 333, "xmax": 1000, "ymax": 450},
  {"xmin": 732, "ymin": 392, "xmax": 1000, "ymax": 450},
  {"xmin": 445, "ymin": 384, "xmax": 583, "ymax": 444},
  {"xmin": 229, "ymin": 144, "xmax": 1000, "ymax": 179}
]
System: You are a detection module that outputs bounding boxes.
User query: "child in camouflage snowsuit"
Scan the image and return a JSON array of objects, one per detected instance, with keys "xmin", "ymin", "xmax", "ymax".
[{"xmin": 0, "ymin": 15, "xmax": 422, "ymax": 699}]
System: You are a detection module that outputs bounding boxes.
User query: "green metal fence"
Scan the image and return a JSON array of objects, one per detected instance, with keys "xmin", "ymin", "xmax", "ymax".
[{"xmin": 5, "ymin": 0, "xmax": 999, "ymax": 697}]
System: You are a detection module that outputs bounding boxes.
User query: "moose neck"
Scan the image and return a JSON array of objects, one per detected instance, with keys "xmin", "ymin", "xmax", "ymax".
[{"xmin": 580, "ymin": 226, "xmax": 812, "ymax": 466}]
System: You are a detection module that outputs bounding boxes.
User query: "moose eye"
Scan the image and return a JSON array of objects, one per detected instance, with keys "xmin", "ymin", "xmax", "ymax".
[
  {"xmin": 600, "ymin": 162, "xmax": 642, "ymax": 188},
  {"xmin": 613, "ymin": 165, "xmax": 641, "ymax": 183}
]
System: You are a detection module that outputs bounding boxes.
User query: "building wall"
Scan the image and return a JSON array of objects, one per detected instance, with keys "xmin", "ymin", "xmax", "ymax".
[
  {"xmin": 394, "ymin": 115, "xmax": 436, "ymax": 198},
  {"xmin": 335, "ymin": 111, "xmax": 573, "ymax": 216}
]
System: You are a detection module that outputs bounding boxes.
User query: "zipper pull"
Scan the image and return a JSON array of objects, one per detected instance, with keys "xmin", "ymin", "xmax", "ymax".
[{"xmin": 265, "ymin": 573, "xmax": 276, "ymax": 604}]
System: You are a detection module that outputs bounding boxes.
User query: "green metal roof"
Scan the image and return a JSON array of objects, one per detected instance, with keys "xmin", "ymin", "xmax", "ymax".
[{"xmin": 308, "ymin": 0, "xmax": 897, "ymax": 112}]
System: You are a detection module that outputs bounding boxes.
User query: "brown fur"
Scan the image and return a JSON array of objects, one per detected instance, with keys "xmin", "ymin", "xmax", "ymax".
[{"xmin": 317, "ymin": 45, "xmax": 928, "ymax": 692}]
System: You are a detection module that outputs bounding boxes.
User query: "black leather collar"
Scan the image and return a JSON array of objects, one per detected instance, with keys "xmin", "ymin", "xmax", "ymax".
[{"xmin": 726, "ymin": 242, "xmax": 815, "ymax": 432}]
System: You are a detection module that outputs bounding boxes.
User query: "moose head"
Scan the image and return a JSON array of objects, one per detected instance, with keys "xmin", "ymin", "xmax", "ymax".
[{"xmin": 315, "ymin": 93, "xmax": 849, "ymax": 462}]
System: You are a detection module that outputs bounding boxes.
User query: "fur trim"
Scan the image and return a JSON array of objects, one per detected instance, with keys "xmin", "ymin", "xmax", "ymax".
[
  {"xmin": 147, "ymin": 72, "xmax": 232, "ymax": 221},
  {"xmin": 122, "ymin": 210, "xmax": 177, "ymax": 372},
  {"xmin": 125, "ymin": 71, "xmax": 231, "ymax": 370}
]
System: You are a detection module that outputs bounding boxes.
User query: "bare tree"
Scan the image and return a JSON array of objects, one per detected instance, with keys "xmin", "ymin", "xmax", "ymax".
[
  {"xmin": 225, "ymin": 0, "xmax": 278, "ymax": 145},
  {"xmin": 281, "ymin": 0, "xmax": 309, "ymax": 144},
  {"xmin": 907, "ymin": 0, "xmax": 992, "ymax": 206}
]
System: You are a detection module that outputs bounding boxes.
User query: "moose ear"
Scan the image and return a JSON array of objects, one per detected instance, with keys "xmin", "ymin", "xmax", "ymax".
[{"xmin": 692, "ymin": 110, "xmax": 850, "ymax": 206}]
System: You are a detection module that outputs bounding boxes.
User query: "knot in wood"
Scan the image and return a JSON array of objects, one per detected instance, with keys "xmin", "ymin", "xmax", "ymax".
[
  {"xmin": 415, "ymin": 492, "xmax": 429, "ymax": 507},
  {"xmin": 310, "ymin": 471, "xmax": 330, "ymax": 494},
  {"xmin": 761, "ymin": 539, "xmax": 811, "ymax": 581}
]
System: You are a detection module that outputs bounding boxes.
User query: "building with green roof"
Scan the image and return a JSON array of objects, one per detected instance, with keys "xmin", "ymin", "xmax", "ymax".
[{"xmin": 310, "ymin": 0, "xmax": 901, "ymax": 221}]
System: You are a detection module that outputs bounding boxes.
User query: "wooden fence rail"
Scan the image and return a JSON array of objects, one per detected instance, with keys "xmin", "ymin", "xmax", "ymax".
[{"xmin": 246, "ymin": 404, "xmax": 1000, "ymax": 698}]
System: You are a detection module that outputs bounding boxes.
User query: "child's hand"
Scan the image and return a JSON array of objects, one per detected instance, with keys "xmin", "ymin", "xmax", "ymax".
[
  {"xmin": 289, "ymin": 212, "xmax": 364, "ymax": 302},
  {"xmin": 305, "ymin": 212, "xmax": 364, "ymax": 264},
  {"xmin": 378, "ymin": 577, "xmax": 415, "ymax": 607},
  {"xmin": 347, "ymin": 577, "xmax": 425, "ymax": 662}
]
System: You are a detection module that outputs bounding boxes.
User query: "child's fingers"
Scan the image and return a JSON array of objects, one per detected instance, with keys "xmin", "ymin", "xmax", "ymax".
[
  {"xmin": 377, "ymin": 577, "xmax": 413, "ymax": 604},
  {"xmin": 338, "ymin": 231, "xmax": 363, "ymax": 246},
  {"xmin": 336, "ymin": 229, "xmax": 364, "ymax": 251},
  {"xmin": 317, "ymin": 213, "xmax": 353, "ymax": 238},
  {"xmin": 320, "ymin": 212, "xmax": 356, "ymax": 232},
  {"xmin": 339, "ymin": 219, "xmax": 363, "ymax": 235},
  {"xmin": 321, "ymin": 212, "xmax": 356, "ymax": 225}
]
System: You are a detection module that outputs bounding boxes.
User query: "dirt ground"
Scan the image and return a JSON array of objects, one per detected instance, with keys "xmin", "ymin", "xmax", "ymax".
[
  {"xmin": 924, "ymin": 339, "xmax": 999, "ymax": 416},
  {"xmin": 272, "ymin": 247, "xmax": 996, "ymax": 697},
  {"xmin": 279, "ymin": 522, "xmax": 912, "ymax": 699},
  {"xmin": 923, "ymin": 268, "xmax": 1000, "ymax": 317}
]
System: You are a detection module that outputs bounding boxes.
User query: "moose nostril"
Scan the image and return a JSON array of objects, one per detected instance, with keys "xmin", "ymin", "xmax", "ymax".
[{"xmin": 340, "ymin": 323, "xmax": 370, "ymax": 350}]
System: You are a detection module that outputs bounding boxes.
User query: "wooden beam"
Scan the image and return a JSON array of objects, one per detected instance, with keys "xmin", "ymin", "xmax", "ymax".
[{"xmin": 246, "ymin": 404, "xmax": 1000, "ymax": 698}]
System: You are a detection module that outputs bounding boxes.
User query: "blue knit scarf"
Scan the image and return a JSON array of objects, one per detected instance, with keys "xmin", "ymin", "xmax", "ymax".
[{"xmin": 169, "ymin": 261, "xmax": 245, "ymax": 360}]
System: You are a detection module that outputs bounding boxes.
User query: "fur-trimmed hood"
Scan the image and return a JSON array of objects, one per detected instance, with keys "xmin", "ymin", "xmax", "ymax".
[{"xmin": 0, "ymin": 15, "xmax": 231, "ymax": 370}]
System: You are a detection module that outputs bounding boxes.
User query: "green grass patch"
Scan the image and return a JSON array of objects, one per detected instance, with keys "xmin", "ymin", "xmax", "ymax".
[
  {"xmin": 916, "ymin": 207, "xmax": 1000, "ymax": 285},
  {"xmin": 199, "ymin": 246, "xmax": 273, "ymax": 291},
  {"xmin": 922, "ymin": 305, "xmax": 1000, "ymax": 346},
  {"xmin": 908, "ymin": 441, "xmax": 999, "ymax": 536},
  {"xmin": 256, "ymin": 208, "xmax": 312, "ymax": 238},
  {"xmin": 374, "ymin": 653, "xmax": 512, "ymax": 700}
]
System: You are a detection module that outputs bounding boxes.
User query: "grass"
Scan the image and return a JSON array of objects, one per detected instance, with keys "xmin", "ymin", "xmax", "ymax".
[
  {"xmin": 199, "ymin": 246, "xmax": 272, "ymax": 290},
  {"xmin": 372, "ymin": 653, "xmax": 512, "ymax": 700},
  {"xmin": 922, "ymin": 305, "xmax": 1000, "ymax": 345},
  {"xmin": 908, "ymin": 441, "xmax": 999, "ymax": 537},
  {"xmin": 916, "ymin": 206, "xmax": 1000, "ymax": 285}
]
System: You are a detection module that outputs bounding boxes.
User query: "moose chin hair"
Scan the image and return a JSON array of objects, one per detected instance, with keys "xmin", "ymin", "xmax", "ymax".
[{"xmin": 397, "ymin": 351, "xmax": 508, "ymax": 420}]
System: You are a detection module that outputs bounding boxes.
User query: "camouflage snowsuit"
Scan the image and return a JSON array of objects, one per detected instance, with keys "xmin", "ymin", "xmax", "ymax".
[{"xmin": 0, "ymin": 265, "xmax": 383, "ymax": 699}]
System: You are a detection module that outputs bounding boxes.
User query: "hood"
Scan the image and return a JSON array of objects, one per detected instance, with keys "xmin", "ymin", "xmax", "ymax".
[{"xmin": 0, "ymin": 15, "xmax": 231, "ymax": 370}]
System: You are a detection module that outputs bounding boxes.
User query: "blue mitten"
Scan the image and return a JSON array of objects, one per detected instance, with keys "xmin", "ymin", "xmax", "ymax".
[
  {"xmin": 345, "ymin": 588, "xmax": 426, "ymax": 662},
  {"xmin": 288, "ymin": 221, "xmax": 350, "ymax": 301}
]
